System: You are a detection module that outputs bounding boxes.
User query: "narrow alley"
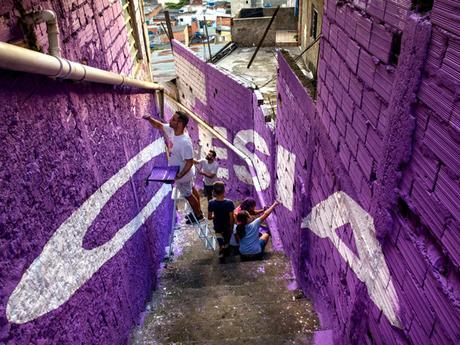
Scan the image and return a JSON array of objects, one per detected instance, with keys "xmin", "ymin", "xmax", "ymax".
[
  {"xmin": 1, "ymin": 0, "xmax": 459, "ymax": 345},
  {"xmin": 130, "ymin": 199, "xmax": 320, "ymax": 345}
]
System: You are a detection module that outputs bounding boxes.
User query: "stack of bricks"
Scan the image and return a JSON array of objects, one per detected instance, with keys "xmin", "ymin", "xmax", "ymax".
[{"xmin": 1, "ymin": 1, "xmax": 173, "ymax": 344}]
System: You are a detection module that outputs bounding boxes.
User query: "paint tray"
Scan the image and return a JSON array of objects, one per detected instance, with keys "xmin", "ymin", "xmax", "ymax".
[{"xmin": 146, "ymin": 166, "xmax": 179, "ymax": 184}]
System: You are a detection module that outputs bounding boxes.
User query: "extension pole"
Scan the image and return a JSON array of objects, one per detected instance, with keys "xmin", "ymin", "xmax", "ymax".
[
  {"xmin": 160, "ymin": 22, "xmax": 173, "ymax": 51},
  {"xmin": 164, "ymin": 11, "xmax": 174, "ymax": 48},
  {"xmin": 247, "ymin": 6, "xmax": 280, "ymax": 69},
  {"xmin": 203, "ymin": 16, "xmax": 212, "ymax": 61}
]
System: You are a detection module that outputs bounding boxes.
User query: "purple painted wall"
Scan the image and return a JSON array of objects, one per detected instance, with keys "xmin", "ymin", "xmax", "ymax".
[
  {"xmin": 1, "ymin": 1, "xmax": 173, "ymax": 344},
  {"xmin": 171, "ymin": 1, "xmax": 460, "ymax": 343},
  {"xmin": 275, "ymin": 0, "xmax": 460, "ymax": 344},
  {"xmin": 172, "ymin": 40, "xmax": 265, "ymax": 201}
]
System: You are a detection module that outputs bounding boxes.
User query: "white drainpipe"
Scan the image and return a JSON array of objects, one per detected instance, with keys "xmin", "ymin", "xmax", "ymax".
[
  {"xmin": 24, "ymin": 10, "xmax": 61, "ymax": 57},
  {"xmin": 0, "ymin": 42, "xmax": 164, "ymax": 114}
]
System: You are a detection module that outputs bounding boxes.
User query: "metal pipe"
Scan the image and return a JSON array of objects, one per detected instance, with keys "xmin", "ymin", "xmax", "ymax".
[
  {"xmin": 0, "ymin": 42, "xmax": 164, "ymax": 116},
  {"xmin": 0, "ymin": 41, "xmax": 163, "ymax": 89},
  {"xmin": 247, "ymin": 6, "xmax": 280, "ymax": 69},
  {"xmin": 203, "ymin": 15, "xmax": 212, "ymax": 61},
  {"xmin": 24, "ymin": 10, "xmax": 61, "ymax": 57}
]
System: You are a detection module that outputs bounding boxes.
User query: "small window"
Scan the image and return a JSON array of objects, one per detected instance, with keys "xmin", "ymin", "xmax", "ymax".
[
  {"xmin": 310, "ymin": 6, "xmax": 318, "ymax": 39},
  {"xmin": 120, "ymin": 0, "xmax": 143, "ymax": 66}
]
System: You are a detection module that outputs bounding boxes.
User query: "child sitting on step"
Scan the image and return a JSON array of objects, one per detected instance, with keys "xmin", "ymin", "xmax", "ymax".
[{"xmin": 236, "ymin": 201, "xmax": 279, "ymax": 261}]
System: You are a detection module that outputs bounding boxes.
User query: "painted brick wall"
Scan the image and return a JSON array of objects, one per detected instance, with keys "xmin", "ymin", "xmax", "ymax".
[
  {"xmin": 0, "ymin": 0, "xmax": 148, "ymax": 77},
  {"xmin": 1, "ymin": 1, "xmax": 173, "ymax": 344},
  {"xmin": 274, "ymin": 0, "xmax": 460, "ymax": 344},
  {"xmin": 169, "ymin": 4, "xmax": 460, "ymax": 343},
  {"xmin": 172, "ymin": 40, "xmax": 273, "ymax": 201}
]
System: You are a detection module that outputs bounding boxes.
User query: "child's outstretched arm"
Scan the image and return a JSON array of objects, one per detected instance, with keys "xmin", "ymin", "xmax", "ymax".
[{"xmin": 258, "ymin": 201, "xmax": 279, "ymax": 223}]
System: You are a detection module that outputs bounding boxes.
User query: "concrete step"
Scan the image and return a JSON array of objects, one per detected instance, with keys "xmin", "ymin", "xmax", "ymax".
[
  {"xmin": 137, "ymin": 311, "xmax": 317, "ymax": 343},
  {"xmin": 133, "ymin": 332, "xmax": 314, "ymax": 345},
  {"xmin": 129, "ymin": 202, "xmax": 320, "ymax": 345}
]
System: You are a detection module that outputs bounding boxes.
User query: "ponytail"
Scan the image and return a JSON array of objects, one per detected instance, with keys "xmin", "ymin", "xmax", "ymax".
[{"xmin": 236, "ymin": 211, "xmax": 250, "ymax": 239}]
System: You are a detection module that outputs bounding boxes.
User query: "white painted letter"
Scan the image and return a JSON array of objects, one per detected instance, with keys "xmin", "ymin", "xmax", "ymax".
[
  {"xmin": 7, "ymin": 138, "xmax": 171, "ymax": 324},
  {"xmin": 233, "ymin": 129, "xmax": 270, "ymax": 191},
  {"xmin": 301, "ymin": 192, "xmax": 401, "ymax": 327}
]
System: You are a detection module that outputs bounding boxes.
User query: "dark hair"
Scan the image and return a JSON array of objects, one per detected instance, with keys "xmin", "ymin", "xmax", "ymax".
[
  {"xmin": 213, "ymin": 181, "xmax": 225, "ymax": 196},
  {"xmin": 175, "ymin": 111, "xmax": 189, "ymax": 127},
  {"xmin": 209, "ymin": 149, "xmax": 217, "ymax": 158},
  {"xmin": 240, "ymin": 197, "xmax": 256, "ymax": 213},
  {"xmin": 236, "ymin": 211, "xmax": 250, "ymax": 239}
]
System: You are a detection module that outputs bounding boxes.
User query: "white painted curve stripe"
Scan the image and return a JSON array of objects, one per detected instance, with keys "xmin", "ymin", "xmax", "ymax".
[{"xmin": 6, "ymin": 138, "xmax": 171, "ymax": 324}]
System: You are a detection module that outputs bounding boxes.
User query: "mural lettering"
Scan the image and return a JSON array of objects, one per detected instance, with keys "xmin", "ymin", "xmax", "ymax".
[
  {"xmin": 197, "ymin": 126, "xmax": 271, "ymax": 190},
  {"xmin": 301, "ymin": 191, "xmax": 401, "ymax": 327},
  {"xmin": 7, "ymin": 138, "xmax": 171, "ymax": 324}
]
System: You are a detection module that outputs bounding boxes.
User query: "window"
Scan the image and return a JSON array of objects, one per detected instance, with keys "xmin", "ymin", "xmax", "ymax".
[
  {"xmin": 120, "ymin": 0, "xmax": 143, "ymax": 66},
  {"xmin": 310, "ymin": 6, "xmax": 318, "ymax": 39}
]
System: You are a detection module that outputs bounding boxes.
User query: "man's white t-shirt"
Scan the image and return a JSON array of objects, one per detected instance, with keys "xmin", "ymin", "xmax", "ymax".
[
  {"xmin": 163, "ymin": 124, "xmax": 195, "ymax": 182},
  {"xmin": 197, "ymin": 159, "xmax": 218, "ymax": 186}
]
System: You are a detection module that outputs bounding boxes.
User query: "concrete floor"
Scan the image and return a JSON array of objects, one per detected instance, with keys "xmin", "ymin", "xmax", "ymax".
[{"xmin": 129, "ymin": 198, "xmax": 320, "ymax": 345}]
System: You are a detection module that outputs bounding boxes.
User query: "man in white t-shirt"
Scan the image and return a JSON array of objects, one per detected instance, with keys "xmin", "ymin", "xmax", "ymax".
[
  {"xmin": 194, "ymin": 149, "xmax": 219, "ymax": 200},
  {"xmin": 143, "ymin": 111, "xmax": 203, "ymax": 221}
]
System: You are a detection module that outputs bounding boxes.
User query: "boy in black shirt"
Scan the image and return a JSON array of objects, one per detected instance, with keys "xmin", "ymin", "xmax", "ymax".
[{"xmin": 208, "ymin": 181, "xmax": 235, "ymax": 263}]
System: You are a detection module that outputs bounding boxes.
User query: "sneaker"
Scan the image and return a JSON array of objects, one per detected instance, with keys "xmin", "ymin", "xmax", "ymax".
[{"xmin": 186, "ymin": 214, "xmax": 204, "ymax": 224}]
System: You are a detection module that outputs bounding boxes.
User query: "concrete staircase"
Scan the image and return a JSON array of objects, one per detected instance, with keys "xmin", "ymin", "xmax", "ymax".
[{"xmin": 130, "ymin": 211, "xmax": 320, "ymax": 345}]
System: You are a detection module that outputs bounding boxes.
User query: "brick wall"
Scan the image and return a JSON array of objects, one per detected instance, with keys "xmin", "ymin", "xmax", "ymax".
[
  {"xmin": 172, "ymin": 0, "xmax": 460, "ymax": 343},
  {"xmin": 172, "ymin": 40, "xmax": 269, "ymax": 201},
  {"xmin": 1, "ymin": 1, "xmax": 172, "ymax": 344},
  {"xmin": 0, "ymin": 0, "xmax": 150, "ymax": 77},
  {"xmin": 232, "ymin": 8, "xmax": 298, "ymax": 47},
  {"xmin": 275, "ymin": 0, "xmax": 460, "ymax": 344}
]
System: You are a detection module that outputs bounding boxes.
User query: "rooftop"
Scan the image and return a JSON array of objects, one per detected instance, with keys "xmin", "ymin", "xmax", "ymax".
[{"xmin": 216, "ymin": 46, "xmax": 311, "ymax": 117}]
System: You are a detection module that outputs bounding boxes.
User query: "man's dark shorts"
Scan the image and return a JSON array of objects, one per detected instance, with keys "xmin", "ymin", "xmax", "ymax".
[{"xmin": 203, "ymin": 184, "xmax": 214, "ymax": 198}]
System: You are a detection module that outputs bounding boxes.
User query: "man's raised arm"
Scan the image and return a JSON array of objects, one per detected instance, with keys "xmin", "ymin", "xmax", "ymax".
[{"xmin": 142, "ymin": 115, "xmax": 164, "ymax": 130}]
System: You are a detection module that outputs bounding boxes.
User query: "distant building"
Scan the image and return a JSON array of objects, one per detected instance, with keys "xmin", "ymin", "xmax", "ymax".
[
  {"xmin": 156, "ymin": 0, "xmax": 182, "ymax": 5},
  {"xmin": 298, "ymin": 0, "xmax": 323, "ymax": 76},
  {"xmin": 231, "ymin": 0, "xmax": 294, "ymax": 17}
]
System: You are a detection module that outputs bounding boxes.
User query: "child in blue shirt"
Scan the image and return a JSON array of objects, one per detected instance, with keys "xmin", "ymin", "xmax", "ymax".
[{"xmin": 235, "ymin": 201, "xmax": 279, "ymax": 261}]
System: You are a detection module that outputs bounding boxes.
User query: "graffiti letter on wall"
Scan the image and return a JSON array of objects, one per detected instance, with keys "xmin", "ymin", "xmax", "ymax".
[
  {"xmin": 6, "ymin": 138, "xmax": 171, "ymax": 324},
  {"xmin": 276, "ymin": 145, "xmax": 296, "ymax": 211},
  {"xmin": 301, "ymin": 192, "xmax": 401, "ymax": 327},
  {"xmin": 233, "ymin": 129, "xmax": 270, "ymax": 191}
]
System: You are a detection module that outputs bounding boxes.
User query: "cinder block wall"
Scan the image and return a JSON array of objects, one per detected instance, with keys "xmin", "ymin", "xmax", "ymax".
[
  {"xmin": 172, "ymin": 41, "xmax": 276, "ymax": 202},
  {"xmin": 173, "ymin": 0, "xmax": 460, "ymax": 342},
  {"xmin": 232, "ymin": 7, "xmax": 298, "ymax": 47},
  {"xmin": 275, "ymin": 0, "xmax": 460, "ymax": 344},
  {"xmin": 1, "ymin": 1, "xmax": 173, "ymax": 344}
]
